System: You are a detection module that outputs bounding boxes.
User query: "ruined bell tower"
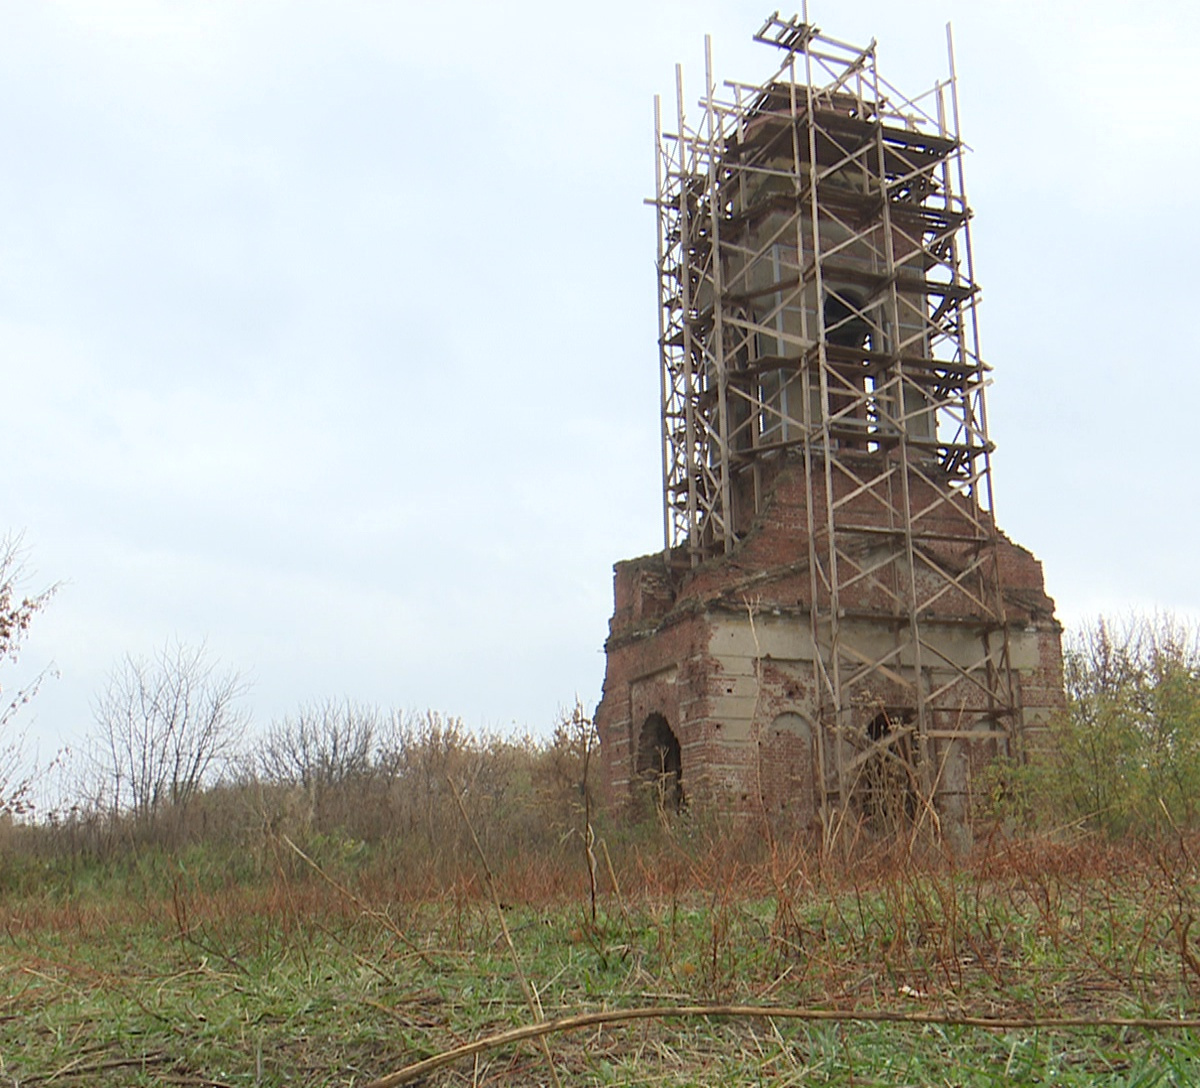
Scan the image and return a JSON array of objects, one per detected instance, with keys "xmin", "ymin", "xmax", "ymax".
[{"xmin": 595, "ymin": 15, "xmax": 1063, "ymax": 844}]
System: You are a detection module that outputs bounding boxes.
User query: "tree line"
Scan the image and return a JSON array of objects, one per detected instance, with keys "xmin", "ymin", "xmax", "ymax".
[{"xmin": 4, "ymin": 535, "xmax": 1200, "ymax": 851}]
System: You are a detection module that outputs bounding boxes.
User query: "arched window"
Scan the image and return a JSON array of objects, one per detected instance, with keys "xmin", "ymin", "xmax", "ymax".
[
  {"xmin": 824, "ymin": 289, "xmax": 871, "ymax": 351},
  {"xmin": 636, "ymin": 713, "xmax": 684, "ymax": 813}
]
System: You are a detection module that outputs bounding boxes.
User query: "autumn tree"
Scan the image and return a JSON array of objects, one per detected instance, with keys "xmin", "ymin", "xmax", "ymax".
[
  {"xmin": 1049, "ymin": 614, "xmax": 1200, "ymax": 834},
  {"xmin": 0, "ymin": 536, "xmax": 56, "ymax": 816},
  {"xmin": 92, "ymin": 640, "xmax": 248, "ymax": 825}
]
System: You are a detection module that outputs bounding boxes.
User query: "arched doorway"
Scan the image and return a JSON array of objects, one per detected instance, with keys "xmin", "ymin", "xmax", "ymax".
[
  {"xmin": 860, "ymin": 709, "xmax": 917, "ymax": 830},
  {"xmin": 636, "ymin": 713, "xmax": 684, "ymax": 813}
]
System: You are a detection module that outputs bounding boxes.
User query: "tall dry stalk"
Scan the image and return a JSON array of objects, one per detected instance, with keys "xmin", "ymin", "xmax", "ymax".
[{"xmin": 448, "ymin": 776, "xmax": 562, "ymax": 1088}]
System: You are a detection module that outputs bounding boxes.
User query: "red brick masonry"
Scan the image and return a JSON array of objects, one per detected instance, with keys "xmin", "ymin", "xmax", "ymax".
[{"xmin": 595, "ymin": 458, "xmax": 1063, "ymax": 832}]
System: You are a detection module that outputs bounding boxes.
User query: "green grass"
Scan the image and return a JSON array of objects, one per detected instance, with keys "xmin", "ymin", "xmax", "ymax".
[{"xmin": 4, "ymin": 833, "xmax": 1200, "ymax": 1085}]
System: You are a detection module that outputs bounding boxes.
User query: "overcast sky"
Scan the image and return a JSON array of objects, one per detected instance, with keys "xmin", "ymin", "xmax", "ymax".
[{"xmin": 4, "ymin": 0, "xmax": 1199, "ymax": 765}]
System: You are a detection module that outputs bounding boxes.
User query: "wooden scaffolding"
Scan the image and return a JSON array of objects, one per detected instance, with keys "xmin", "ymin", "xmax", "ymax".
[{"xmin": 652, "ymin": 13, "xmax": 1020, "ymax": 827}]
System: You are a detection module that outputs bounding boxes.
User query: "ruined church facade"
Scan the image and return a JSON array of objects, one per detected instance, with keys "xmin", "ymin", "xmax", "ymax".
[{"xmin": 594, "ymin": 16, "xmax": 1063, "ymax": 842}]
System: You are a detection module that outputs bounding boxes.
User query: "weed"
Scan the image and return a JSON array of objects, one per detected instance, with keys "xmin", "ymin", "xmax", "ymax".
[{"xmin": 4, "ymin": 829, "xmax": 1200, "ymax": 1085}]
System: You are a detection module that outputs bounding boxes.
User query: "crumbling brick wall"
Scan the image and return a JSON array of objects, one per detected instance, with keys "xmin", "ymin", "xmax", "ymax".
[{"xmin": 595, "ymin": 457, "xmax": 1063, "ymax": 834}]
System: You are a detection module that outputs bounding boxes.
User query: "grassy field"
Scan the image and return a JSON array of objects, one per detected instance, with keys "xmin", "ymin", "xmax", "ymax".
[{"xmin": 5, "ymin": 828, "xmax": 1200, "ymax": 1086}]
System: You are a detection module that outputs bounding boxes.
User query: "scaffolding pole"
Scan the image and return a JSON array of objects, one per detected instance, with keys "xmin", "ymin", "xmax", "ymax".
[{"xmin": 653, "ymin": 15, "xmax": 1019, "ymax": 829}]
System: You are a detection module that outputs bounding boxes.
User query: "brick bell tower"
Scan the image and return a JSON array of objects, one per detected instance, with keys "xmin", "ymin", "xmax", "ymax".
[{"xmin": 594, "ymin": 14, "xmax": 1062, "ymax": 845}]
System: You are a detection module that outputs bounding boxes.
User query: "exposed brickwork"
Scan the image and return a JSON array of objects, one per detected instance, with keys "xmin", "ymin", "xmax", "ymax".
[
  {"xmin": 595, "ymin": 455, "xmax": 1064, "ymax": 835},
  {"xmin": 616, "ymin": 19, "xmax": 1060, "ymax": 841}
]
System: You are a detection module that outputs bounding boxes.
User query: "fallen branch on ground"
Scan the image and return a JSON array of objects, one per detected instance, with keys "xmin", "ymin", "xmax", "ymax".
[{"xmin": 363, "ymin": 1004, "xmax": 1200, "ymax": 1088}]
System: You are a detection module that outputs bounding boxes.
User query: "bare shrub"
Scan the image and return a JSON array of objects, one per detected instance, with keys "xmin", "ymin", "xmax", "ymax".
[
  {"xmin": 0, "ymin": 536, "xmax": 57, "ymax": 817},
  {"xmin": 19, "ymin": 696, "xmax": 606, "ymax": 897},
  {"xmin": 258, "ymin": 700, "xmax": 380, "ymax": 789},
  {"xmin": 257, "ymin": 700, "xmax": 386, "ymax": 833},
  {"xmin": 387, "ymin": 711, "xmax": 535, "ymax": 859},
  {"xmin": 248, "ymin": 708, "xmax": 555, "ymax": 864},
  {"xmin": 92, "ymin": 640, "xmax": 249, "ymax": 830},
  {"xmin": 532, "ymin": 700, "xmax": 597, "ymax": 829}
]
